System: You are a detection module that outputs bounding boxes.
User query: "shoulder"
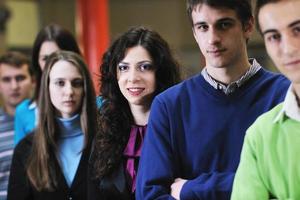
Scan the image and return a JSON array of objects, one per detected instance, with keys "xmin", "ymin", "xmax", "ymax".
[
  {"xmin": 16, "ymin": 99, "xmax": 33, "ymax": 112},
  {"xmin": 247, "ymin": 103, "xmax": 283, "ymax": 138},
  {"xmin": 259, "ymin": 68, "xmax": 290, "ymax": 85},
  {"xmin": 154, "ymin": 73, "xmax": 203, "ymax": 104},
  {"xmin": 14, "ymin": 133, "xmax": 34, "ymax": 155}
]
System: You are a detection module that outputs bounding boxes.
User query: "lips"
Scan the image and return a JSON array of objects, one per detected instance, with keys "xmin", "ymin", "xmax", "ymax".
[
  {"xmin": 207, "ymin": 49, "xmax": 226, "ymax": 54},
  {"xmin": 127, "ymin": 87, "xmax": 144, "ymax": 96},
  {"xmin": 284, "ymin": 59, "xmax": 300, "ymax": 67},
  {"xmin": 62, "ymin": 100, "xmax": 75, "ymax": 106}
]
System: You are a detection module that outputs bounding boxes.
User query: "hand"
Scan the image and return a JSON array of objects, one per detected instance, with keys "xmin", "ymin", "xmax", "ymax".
[{"xmin": 170, "ymin": 178, "xmax": 187, "ymax": 200}]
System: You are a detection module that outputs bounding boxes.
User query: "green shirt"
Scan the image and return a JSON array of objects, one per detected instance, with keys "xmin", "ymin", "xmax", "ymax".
[{"xmin": 231, "ymin": 101, "xmax": 300, "ymax": 199}]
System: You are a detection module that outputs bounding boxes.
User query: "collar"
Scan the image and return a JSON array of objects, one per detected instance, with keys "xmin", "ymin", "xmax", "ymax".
[
  {"xmin": 29, "ymin": 101, "xmax": 37, "ymax": 110},
  {"xmin": 56, "ymin": 114, "xmax": 83, "ymax": 138},
  {"xmin": 273, "ymin": 84, "xmax": 300, "ymax": 123},
  {"xmin": 201, "ymin": 58, "xmax": 261, "ymax": 95}
]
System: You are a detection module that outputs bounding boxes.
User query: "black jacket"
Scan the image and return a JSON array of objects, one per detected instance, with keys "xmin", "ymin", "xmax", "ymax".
[
  {"xmin": 8, "ymin": 133, "xmax": 91, "ymax": 200},
  {"xmin": 88, "ymin": 160, "xmax": 134, "ymax": 200}
]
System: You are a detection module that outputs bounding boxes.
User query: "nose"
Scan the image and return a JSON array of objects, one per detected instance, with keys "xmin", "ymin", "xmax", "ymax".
[
  {"xmin": 208, "ymin": 28, "xmax": 221, "ymax": 45},
  {"xmin": 11, "ymin": 79, "xmax": 19, "ymax": 90},
  {"xmin": 128, "ymin": 68, "xmax": 140, "ymax": 83},
  {"xmin": 64, "ymin": 82, "xmax": 74, "ymax": 96},
  {"xmin": 281, "ymin": 35, "xmax": 298, "ymax": 56}
]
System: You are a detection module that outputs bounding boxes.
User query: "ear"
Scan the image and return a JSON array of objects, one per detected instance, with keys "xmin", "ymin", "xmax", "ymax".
[{"xmin": 244, "ymin": 16, "xmax": 254, "ymax": 39}]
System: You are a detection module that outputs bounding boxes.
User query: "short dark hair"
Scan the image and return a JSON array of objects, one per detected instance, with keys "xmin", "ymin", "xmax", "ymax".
[
  {"xmin": 32, "ymin": 24, "xmax": 81, "ymax": 102},
  {"xmin": 0, "ymin": 51, "xmax": 33, "ymax": 76},
  {"xmin": 255, "ymin": 0, "xmax": 279, "ymax": 34},
  {"xmin": 186, "ymin": 0, "xmax": 253, "ymax": 28}
]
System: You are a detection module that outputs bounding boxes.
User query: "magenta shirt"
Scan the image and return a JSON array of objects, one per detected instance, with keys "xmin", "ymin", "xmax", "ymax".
[{"xmin": 123, "ymin": 125, "xmax": 147, "ymax": 193}]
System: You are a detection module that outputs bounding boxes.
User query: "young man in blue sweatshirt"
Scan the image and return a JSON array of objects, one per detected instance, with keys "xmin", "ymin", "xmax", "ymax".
[{"xmin": 136, "ymin": 0, "xmax": 290, "ymax": 199}]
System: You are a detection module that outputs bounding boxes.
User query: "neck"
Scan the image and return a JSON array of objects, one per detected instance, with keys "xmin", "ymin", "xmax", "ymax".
[
  {"xmin": 129, "ymin": 104, "xmax": 150, "ymax": 126},
  {"xmin": 56, "ymin": 114, "xmax": 82, "ymax": 137},
  {"xmin": 206, "ymin": 55, "xmax": 251, "ymax": 85},
  {"xmin": 3, "ymin": 104, "xmax": 15, "ymax": 116}
]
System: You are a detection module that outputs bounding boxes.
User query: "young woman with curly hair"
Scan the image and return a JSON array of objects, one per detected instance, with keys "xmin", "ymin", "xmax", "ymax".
[{"xmin": 89, "ymin": 26, "xmax": 181, "ymax": 199}]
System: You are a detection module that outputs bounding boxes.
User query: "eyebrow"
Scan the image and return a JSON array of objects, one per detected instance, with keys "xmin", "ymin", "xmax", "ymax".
[
  {"xmin": 118, "ymin": 60, "xmax": 152, "ymax": 65},
  {"xmin": 262, "ymin": 20, "xmax": 300, "ymax": 36},
  {"xmin": 288, "ymin": 20, "xmax": 300, "ymax": 28},
  {"xmin": 193, "ymin": 17, "xmax": 235, "ymax": 27}
]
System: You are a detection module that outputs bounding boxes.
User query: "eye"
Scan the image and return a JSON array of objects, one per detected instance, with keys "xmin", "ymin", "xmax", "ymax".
[
  {"xmin": 194, "ymin": 24, "xmax": 208, "ymax": 32},
  {"xmin": 54, "ymin": 80, "xmax": 65, "ymax": 87},
  {"xmin": 265, "ymin": 33, "xmax": 281, "ymax": 43},
  {"xmin": 1, "ymin": 77, "xmax": 11, "ymax": 83},
  {"xmin": 71, "ymin": 79, "xmax": 83, "ymax": 88},
  {"xmin": 218, "ymin": 22, "xmax": 232, "ymax": 30},
  {"xmin": 138, "ymin": 63, "xmax": 153, "ymax": 71},
  {"xmin": 15, "ymin": 75, "xmax": 26, "ymax": 82},
  {"xmin": 118, "ymin": 64, "xmax": 129, "ymax": 72},
  {"xmin": 292, "ymin": 26, "xmax": 300, "ymax": 35},
  {"xmin": 42, "ymin": 55, "xmax": 50, "ymax": 62}
]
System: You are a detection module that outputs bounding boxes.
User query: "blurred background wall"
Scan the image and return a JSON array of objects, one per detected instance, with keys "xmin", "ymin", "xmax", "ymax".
[{"xmin": 0, "ymin": 0, "xmax": 276, "ymax": 80}]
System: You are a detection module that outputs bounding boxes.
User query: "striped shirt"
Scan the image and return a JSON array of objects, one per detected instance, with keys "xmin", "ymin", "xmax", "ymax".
[
  {"xmin": 0, "ymin": 108, "xmax": 14, "ymax": 200},
  {"xmin": 201, "ymin": 58, "xmax": 261, "ymax": 95}
]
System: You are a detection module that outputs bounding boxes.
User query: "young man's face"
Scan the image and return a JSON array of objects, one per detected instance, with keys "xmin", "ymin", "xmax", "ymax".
[
  {"xmin": 192, "ymin": 4, "xmax": 253, "ymax": 69},
  {"xmin": 259, "ymin": 0, "xmax": 300, "ymax": 84},
  {"xmin": 0, "ymin": 64, "xmax": 33, "ymax": 111}
]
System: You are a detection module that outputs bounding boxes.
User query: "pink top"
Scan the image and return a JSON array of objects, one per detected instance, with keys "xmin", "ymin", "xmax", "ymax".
[{"xmin": 123, "ymin": 125, "xmax": 147, "ymax": 193}]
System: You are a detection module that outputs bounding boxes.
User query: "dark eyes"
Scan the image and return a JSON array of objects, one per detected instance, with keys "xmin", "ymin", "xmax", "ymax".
[
  {"xmin": 217, "ymin": 22, "xmax": 232, "ymax": 30},
  {"xmin": 293, "ymin": 26, "xmax": 300, "ymax": 34},
  {"xmin": 54, "ymin": 79, "xmax": 83, "ymax": 88},
  {"xmin": 139, "ymin": 63, "xmax": 153, "ymax": 71},
  {"xmin": 42, "ymin": 55, "xmax": 50, "ymax": 62},
  {"xmin": 195, "ymin": 24, "xmax": 208, "ymax": 31},
  {"xmin": 118, "ymin": 65, "xmax": 129, "ymax": 72},
  {"xmin": 265, "ymin": 33, "xmax": 281, "ymax": 42},
  {"xmin": 118, "ymin": 63, "xmax": 153, "ymax": 72},
  {"xmin": 1, "ymin": 75, "xmax": 26, "ymax": 83}
]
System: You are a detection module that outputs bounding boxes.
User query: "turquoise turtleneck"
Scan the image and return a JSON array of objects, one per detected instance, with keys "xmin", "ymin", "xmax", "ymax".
[{"xmin": 56, "ymin": 114, "xmax": 84, "ymax": 187}]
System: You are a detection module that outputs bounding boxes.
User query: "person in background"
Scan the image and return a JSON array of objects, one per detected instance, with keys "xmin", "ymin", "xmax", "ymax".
[
  {"xmin": 0, "ymin": 51, "xmax": 34, "ymax": 200},
  {"xmin": 14, "ymin": 24, "xmax": 81, "ymax": 145},
  {"xmin": 7, "ymin": 51, "xmax": 97, "ymax": 200},
  {"xmin": 88, "ymin": 26, "xmax": 181, "ymax": 199},
  {"xmin": 231, "ymin": 0, "xmax": 300, "ymax": 199},
  {"xmin": 136, "ymin": 0, "xmax": 290, "ymax": 199}
]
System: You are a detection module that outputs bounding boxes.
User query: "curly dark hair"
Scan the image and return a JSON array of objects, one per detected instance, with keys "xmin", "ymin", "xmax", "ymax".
[{"xmin": 91, "ymin": 26, "xmax": 181, "ymax": 179}]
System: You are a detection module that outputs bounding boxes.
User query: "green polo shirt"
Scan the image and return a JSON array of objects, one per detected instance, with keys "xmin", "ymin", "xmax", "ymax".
[{"xmin": 231, "ymin": 86, "xmax": 300, "ymax": 199}]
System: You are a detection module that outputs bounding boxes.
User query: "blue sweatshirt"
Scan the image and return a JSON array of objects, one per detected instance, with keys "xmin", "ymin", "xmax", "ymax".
[
  {"xmin": 136, "ymin": 68, "xmax": 290, "ymax": 200},
  {"xmin": 56, "ymin": 114, "xmax": 83, "ymax": 187}
]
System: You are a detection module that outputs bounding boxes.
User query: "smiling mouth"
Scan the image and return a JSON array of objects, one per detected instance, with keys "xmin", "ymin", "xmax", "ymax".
[{"xmin": 127, "ymin": 88, "xmax": 144, "ymax": 96}]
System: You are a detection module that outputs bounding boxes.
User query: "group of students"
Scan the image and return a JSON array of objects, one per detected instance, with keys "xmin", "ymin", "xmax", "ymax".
[{"xmin": 0, "ymin": 0, "xmax": 300, "ymax": 199}]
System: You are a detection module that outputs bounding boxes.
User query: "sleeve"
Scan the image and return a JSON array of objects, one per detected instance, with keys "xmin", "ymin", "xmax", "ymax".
[
  {"xmin": 7, "ymin": 138, "xmax": 33, "ymax": 200},
  {"xmin": 230, "ymin": 127, "xmax": 269, "ymax": 200},
  {"xmin": 180, "ymin": 172, "xmax": 234, "ymax": 199},
  {"xmin": 136, "ymin": 97, "xmax": 176, "ymax": 200}
]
